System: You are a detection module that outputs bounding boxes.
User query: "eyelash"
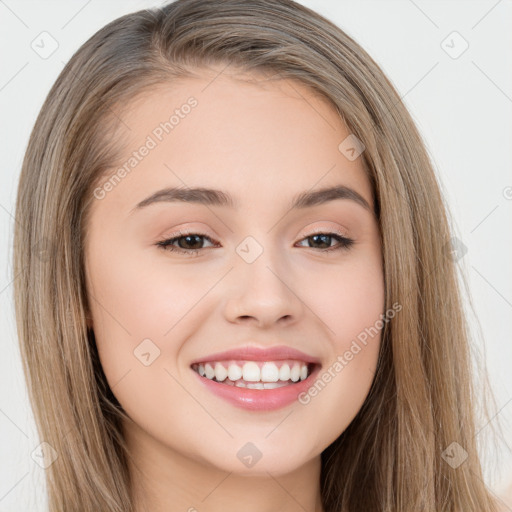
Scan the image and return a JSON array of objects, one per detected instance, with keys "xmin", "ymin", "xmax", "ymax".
[{"xmin": 156, "ymin": 229, "xmax": 355, "ymax": 256}]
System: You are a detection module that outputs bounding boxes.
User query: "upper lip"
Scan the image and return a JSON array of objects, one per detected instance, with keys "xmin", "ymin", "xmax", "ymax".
[{"xmin": 190, "ymin": 345, "xmax": 321, "ymax": 366}]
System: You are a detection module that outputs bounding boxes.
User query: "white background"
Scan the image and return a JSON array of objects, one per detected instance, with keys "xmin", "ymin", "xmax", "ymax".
[{"xmin": 1, "ymin": 1, "xmax": 511, "ymax": 510}]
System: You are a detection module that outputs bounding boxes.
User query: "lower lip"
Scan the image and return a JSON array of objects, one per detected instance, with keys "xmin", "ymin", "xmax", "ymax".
[{"xmin": 192, "ymin": 364, "xmax": 321, "ymax": 411}]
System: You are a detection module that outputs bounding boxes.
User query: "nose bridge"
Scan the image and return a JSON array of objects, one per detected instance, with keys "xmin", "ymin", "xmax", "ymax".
[{"xmin": 223, "ymin": 233, "xmax": 302, "ymax": 326}]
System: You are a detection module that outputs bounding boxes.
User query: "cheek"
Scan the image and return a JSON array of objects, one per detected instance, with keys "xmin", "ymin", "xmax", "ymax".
[
  {"xmin": 302, "ymin": 252, "xmax": 385, "ymax": 347},
  {"xmin": 85, "ymin": 246, "xmax": 181, "ymax": 385},
  {"xmin": 86, "ymin": 245, "xmax": 198, "ymax": 344},
  {"xmin": 293, "ymin": 252, "xmax": 384, "ymax": 436},
  {"xmin": 85, "ymin": 248, "xmax": 197, "ymax": 430}
]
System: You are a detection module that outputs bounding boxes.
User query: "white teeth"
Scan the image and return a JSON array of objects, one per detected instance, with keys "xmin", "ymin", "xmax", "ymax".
[
  {"xmin": 246, "ymin": 382, "xmax": 265, "ymax": 389},
  {"xmin": 244, "ymin": 381, "xmax": 296, "ymax": 390},
  {"xmin": 242, "ymin": 362, "xmax": 260, "ymax": 382},
  {"xmin": 214, "ymin": 362, "xmax": 227, "ymax": 382},
  {"xmin": 228, "ymin": 363, "xmax": 243, "ymax": 381},
  {"xmin": 222, "ymin": 380, "xmax": 292, "ymax": 389},
  {"xmin": 205, "ymin": 363, "xmax": 215, "ymax": 380},
  {"xmin": 262, "ymin": 381, "xmax": 290, "ymax": 389},
  {"xmin": 204, "ymin": 363, "xmax": 215, "ymax": 379},
  {"xmin": 290, "ymin": 364, "xmax": 301, "ymax": 382},
  {"xmin": 194, "ymin": 360, "xmax": 313, "ymax": 385},
  {"xmin": 279, "ymin": 364, "xmax": 290, "ymax": 381},
  {"xmin": 260, "ymin": 362, "xmax": 280, "ymax": 382}
]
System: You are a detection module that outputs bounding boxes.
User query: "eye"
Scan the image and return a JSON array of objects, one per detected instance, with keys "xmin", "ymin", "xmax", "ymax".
[
  {"xmin": 156, "ymin": 230, "xmax": 355, "ymax": 256},
  {"xmin": 295, "ymin": 231, "xmax": 355, "ymax": 253},
  {"xmin": 156, "ymin": 231, "xmax": 217, "ymax": 256}
]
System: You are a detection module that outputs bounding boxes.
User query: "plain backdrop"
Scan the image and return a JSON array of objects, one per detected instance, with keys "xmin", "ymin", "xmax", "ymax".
[{"xmin": 1, "ymin": 1, "xmax": 511, "ymax": 510}]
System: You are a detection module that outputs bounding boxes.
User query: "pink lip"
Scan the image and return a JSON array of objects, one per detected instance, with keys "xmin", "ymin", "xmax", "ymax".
[
  {"xmin": 189, "ymin": 345, "xmax": 321, "ymax": 365},
  {"xmin": 192, "ymin": 363, "xmax": 322, "ymax": 411}
]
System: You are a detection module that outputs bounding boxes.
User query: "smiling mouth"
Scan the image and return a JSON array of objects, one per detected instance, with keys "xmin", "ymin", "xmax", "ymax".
[{"xmin": 191, "ymin": 359, "xmax": 318, "ymax": 390}]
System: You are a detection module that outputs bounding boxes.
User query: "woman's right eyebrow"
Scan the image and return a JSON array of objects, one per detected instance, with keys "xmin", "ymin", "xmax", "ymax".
[{"xmin": 128, "ymin": 184, "xmax": 372, "ymax": 216}]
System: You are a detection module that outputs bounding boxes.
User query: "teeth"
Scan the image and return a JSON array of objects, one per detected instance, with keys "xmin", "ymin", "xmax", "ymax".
[
  {"xmin": 243, "ymin": 381, "xmax": 294, "ymax": 390},
  {"xmin": 279, "ymin": 364, "xmax": 290, "ymax": 381},
  {"xmin": 214, "ymin": 362, "xmax": 227, "ymax": 382},
  {"xmin": 205, "ymin": 363, "xmax": 215, "ymax": 380},
  {"xmin": 246, "ymin": 382, "xmax": 265, "ymax": 389},
  {"xmin": 222, "ymin": 380, "xmax": 294, "ymax": 390},
  {"xmin": 228, "ymin": 363, "xmax": 243, "ymax": 381},
  {"xmin": 242, "ymin": 362, "xmax": 260, "ymax": 382},
  {"xmin": 261, "ymin": 362, "xmax": 280, "ymax": 382},
  {"xmin": 290, "ymin": 364, "xmax": 300, "ymax": 382},
  {"xmin": 193, "ymin": 359, "xmax": 313, "ymax": 385},
  {"xmin": 261, "ymin": 381, "xmax": 289, "ymax": 389}
]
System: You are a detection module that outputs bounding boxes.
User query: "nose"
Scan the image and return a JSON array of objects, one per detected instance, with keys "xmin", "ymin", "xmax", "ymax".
[{"xmin": 223, "ymin": 247, "xmax": 304, "ymax": 329}]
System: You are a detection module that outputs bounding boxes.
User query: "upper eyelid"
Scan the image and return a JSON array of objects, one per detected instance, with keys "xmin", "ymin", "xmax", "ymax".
[{"xmin": 163, "ymin": 223, "xmax": 350, "ymax": 240}]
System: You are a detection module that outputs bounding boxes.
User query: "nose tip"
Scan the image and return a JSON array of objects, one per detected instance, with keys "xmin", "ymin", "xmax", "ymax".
[{"xmin": 223, "ymin": 263, "xmax": 302, "ymax": 329}]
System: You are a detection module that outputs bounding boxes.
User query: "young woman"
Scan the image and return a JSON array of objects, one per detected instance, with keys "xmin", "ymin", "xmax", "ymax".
[{"xmin": 13, "ymin": 0, "xmax": 500, "ymax": 510}]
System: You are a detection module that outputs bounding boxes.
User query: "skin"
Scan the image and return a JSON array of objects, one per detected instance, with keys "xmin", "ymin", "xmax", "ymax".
[{"xmin": 84, "ymin": 65, "xmax": 384, "ymax": 512}]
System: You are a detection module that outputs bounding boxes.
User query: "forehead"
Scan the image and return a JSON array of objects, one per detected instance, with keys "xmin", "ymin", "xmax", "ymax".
[{"xmin": 94, "ymin": 67, "xmax": 373, "ymax": 214}]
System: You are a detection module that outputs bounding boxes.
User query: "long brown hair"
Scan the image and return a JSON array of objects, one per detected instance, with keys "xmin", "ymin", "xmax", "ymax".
[{"xmin": 13, "ymin": 0, "xmax": 500, "ymax": 510}]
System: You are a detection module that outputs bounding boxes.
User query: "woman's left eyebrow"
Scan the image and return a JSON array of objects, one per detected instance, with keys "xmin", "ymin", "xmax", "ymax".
[{"xmin": 128, "ymin": 184, "xmax": 372, "ymax": 215}]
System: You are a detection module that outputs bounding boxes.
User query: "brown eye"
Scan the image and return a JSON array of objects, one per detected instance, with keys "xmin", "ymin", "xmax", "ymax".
[
  {"xmin": 156, "ymin": 232, "xmax": 216, "ymax": 255},
  {"xmin": 296, "ymin": 232, "xmax": 355, "ymax": 252}
]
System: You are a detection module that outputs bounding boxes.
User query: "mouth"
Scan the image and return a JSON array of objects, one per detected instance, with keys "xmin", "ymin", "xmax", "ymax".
[
  {"xmin": 190, "ymin": 359, "xmax": 319, "ymax": 390},
  {"xmin": 189, "ymin": 345, "xmax": 322, "ymax": 410}
]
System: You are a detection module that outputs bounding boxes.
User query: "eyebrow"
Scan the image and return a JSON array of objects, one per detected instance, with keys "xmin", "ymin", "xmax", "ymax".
[{"xmin": 130, "ymin": 184, "xmax": 373, "ymax": 214}]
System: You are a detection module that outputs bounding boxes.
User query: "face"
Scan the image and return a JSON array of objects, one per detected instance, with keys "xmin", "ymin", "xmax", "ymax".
[{"xmin": 84, "ymin": 66, "xmax": 384, "ymax": 478}]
